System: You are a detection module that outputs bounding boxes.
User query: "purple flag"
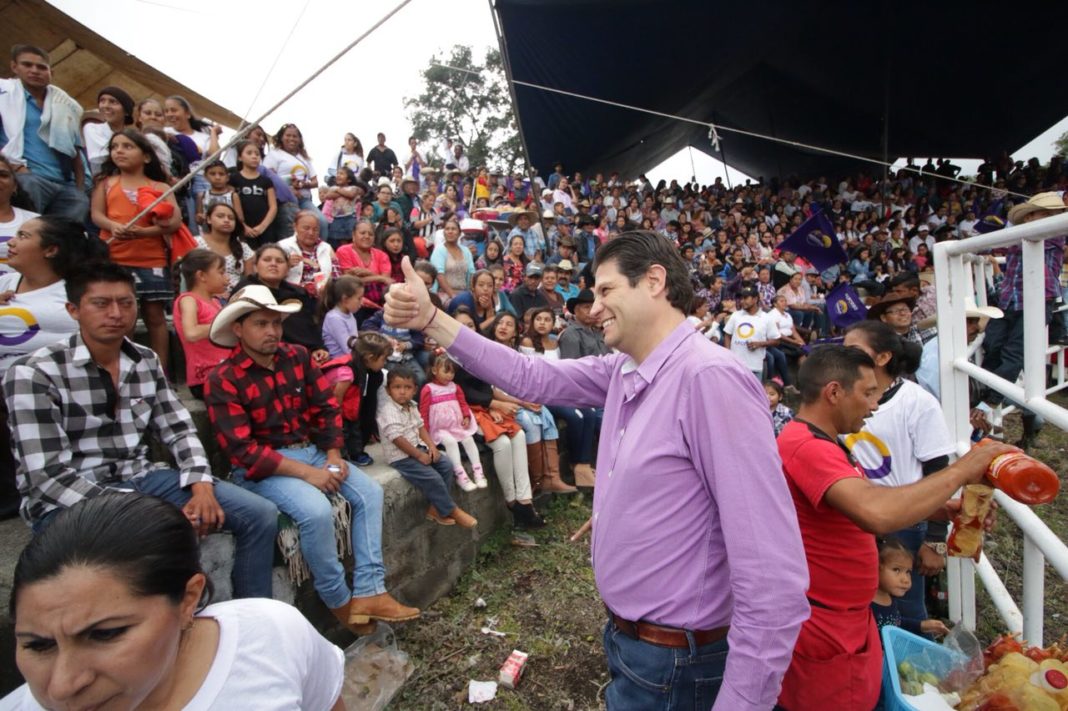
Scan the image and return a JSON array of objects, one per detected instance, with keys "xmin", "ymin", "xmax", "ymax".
[
  {"xmin": 779, "ymin": 211, "xmax": 847, "ymax": 271},
  {"xmin": 826, "ymin": 282, "xmax": 868, "ymax": 328}
]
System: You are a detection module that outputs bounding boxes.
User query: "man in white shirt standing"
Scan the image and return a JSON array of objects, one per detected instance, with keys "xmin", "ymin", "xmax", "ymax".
[{"xmin": 724, "ymin": 286, "xmax": 779, "ymax": 380}]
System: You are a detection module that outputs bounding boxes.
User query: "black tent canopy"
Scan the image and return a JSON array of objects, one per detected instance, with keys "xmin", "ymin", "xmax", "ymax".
[{"xmin": 491, "ymin": 0, "xmax": 1068, "ymax": 181}]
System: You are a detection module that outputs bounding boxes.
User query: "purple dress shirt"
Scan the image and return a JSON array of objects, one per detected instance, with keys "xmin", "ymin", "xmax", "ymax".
[{"xmin": 446, "ymin": 320, "xmax": 809, "ymax": 710}]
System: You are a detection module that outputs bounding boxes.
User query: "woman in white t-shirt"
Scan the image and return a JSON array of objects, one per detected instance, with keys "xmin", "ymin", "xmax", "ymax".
[
  {"xmin": 0, "ymin": 156, "xmax": 39, "ymax": 279},
  {"xmin": 842, "ymin": 320, "xmax": 956, "ymax": 626},
  {"xmin": 265, "ymin": 123, "xmax": 329, "ymax": 237},
  {"xmin": 0, "ymin": 217, "xmax": 110, "ymax": 375},
  {"xmin": 3, "ymin": 493, "xmax": 345, "ymax": 711}
]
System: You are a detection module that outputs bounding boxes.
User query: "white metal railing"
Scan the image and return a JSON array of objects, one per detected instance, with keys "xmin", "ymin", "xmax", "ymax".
[{"xmin": 934, "ymin": 211, "xmax": 1068, "ymax": 646}]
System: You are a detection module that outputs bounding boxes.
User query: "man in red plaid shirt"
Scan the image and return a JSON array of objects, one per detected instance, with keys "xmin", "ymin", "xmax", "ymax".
[{"xmin": 205, "ymin": 285, "xmax": 419, "ymax": 634}]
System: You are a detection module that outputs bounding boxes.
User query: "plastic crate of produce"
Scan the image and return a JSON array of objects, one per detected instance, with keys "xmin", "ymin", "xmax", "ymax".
[{"xmin": 881, "ymin": 625, "xmax": 964, "ymax": 711}]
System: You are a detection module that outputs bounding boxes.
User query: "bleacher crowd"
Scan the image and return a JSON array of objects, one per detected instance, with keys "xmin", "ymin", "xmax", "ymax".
[{"xmin": 3, "ymin": 39, "xmax": 1068, "ymax": 711}]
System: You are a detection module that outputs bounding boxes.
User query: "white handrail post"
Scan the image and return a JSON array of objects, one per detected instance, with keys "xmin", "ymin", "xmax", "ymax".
[
  {"xmin": 1023, "ymin": 536, "xmax": 1045, "ymax": 645},
  {"xmin": 1021, "ymin": 237, "xmax": 1047, "ymax": 407}
]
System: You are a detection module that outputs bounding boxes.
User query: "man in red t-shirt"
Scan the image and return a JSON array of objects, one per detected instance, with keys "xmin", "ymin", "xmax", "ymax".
[{"xmin": 777, "ymin": 345, "xmax": 1013, "ymax": 710}]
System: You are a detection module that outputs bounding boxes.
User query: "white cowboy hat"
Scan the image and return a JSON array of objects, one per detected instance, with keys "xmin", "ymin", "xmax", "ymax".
[
  {"xmin": 401, "ymin": 173, "xmax": 419, "ymax": 186},
  {"xmin": 965, "ymin": 298, "xmax": 1003, "ymax": 320},
  {"xmin": 1007, "ymin": 192, "xmax": 1068, "ymax": 224},
  {"xmin": 209, "ymin": 285, "xmax": 302, "ymax": 348}
]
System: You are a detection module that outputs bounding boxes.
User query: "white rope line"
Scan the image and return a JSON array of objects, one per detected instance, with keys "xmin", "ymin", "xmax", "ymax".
[
  {"xmin": 121, "ymin": 0, "xmax": 414, "ymax": 229},
  {"xmin": 430, "ymin": 62, "xmax": 1030, "ymax": 200},
  {"xmin": 241, "ymin": 0, "xmax": 313, "ymax": 123}
]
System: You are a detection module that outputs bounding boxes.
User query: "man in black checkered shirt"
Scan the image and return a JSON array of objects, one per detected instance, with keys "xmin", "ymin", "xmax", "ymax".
[{"xmin": 3, "ymin": 262, "xmax": 278, "ymax": 599}]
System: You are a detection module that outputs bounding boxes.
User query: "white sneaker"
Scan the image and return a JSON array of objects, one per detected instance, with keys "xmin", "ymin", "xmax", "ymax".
[
  {"xmin": 455, "ymin": 471, "xmax": 478, "ymax": 492},
  {"xmin": 472, "ymin": 468, "xmax": 489, "ymax": 489}
]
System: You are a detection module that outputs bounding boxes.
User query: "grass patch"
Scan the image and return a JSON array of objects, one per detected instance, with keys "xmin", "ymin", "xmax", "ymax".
[{"xmin": 391, "ymin": 495, "xmax": 607, "ymax": 710}]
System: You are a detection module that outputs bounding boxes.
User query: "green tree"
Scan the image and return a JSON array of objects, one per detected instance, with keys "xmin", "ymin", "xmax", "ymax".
[
  {"xmin": 404, "ymin": 45, "xmax": 524, "ymax": 173},
  {"xmin": 1056, "ymin": 130, "xmax": 1068, "ymax": 157}
]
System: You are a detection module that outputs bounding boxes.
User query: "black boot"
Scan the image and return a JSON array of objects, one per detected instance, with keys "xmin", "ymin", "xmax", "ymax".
[{"xmin": 513, "ymin": 502, "xmax": 546, "ymax": 529}]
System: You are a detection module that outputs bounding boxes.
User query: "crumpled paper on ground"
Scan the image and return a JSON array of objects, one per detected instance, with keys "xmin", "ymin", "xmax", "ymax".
[{"xmin": 468, "ymin": 680, "xmax": 498, "ymax": 703}]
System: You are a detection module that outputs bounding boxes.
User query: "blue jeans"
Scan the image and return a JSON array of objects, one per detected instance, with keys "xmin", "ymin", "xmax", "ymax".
[
  {"xmin": 327, "ymin": 214, "xmax": 356, "ymax": 250},
  {"xmin": 233, "ymin": 445, "xmax": 385, "ymax": 608},
  {"xmin": 603, "ymin": 620, "xmax": 729, "ymax": 710},
  {"xmin": 15, "ymin": 172, "xmax": 89, "ymax": 222},
  {"xmin": 765, "ymin": 346, "xmax": 790, "ymax": 385},
  {"xmin": 34, "ymin": 468, "xmax": 279, "ymax": 598},
  {"xmin": 516, "ymin": 406, "xmax": 558, "ymax": 445},
  {"xmin": 390, "ymin": 451, "xmax": 456, "ymax": 516},
  {"xmin": 297, "ymin": 196, "xmax": 329, "ymax": 238},
  {"xmin": 548, "ymin": 405, "xmax": 600, "ymax": 465}
]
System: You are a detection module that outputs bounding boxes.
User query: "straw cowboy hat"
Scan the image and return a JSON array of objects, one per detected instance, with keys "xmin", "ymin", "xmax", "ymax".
[
  {"xmin": 400, "ymin": 173, "xmax": 420, "ymax": 187},
  {"xmin": 507, "ymin": 209, "xmax": 538, "ymax": 226},
  {"xmin": 209, "ymin": 285, "xmax": 302, "ymax": 347},
  {"xmin": 1007, "ymin": 192, "xmax": 1068, "ymax": 224}
]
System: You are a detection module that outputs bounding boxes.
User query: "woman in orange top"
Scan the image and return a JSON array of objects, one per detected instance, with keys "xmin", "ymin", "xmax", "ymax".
[{"xmin": 90, "ymin": 128, "xmax": 181, "ymax": 366}]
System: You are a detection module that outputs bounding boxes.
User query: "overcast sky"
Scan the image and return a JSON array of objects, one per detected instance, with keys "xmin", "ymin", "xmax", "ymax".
[{"xmin": 46, "ymin": 0, "xmax": 1068, "ymax": 187}]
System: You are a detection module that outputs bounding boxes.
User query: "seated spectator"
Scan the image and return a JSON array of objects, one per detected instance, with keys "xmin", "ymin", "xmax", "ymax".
[
  {"xmin": 429, "ymin": 216, "xmax": 475, "ymax": 304},
  {"xmin": 451, "ymin": 309, "xmax": 544, "ymax": 529},
  {"xmin": 318, "ymin": 274, "xmax": 363, "ymax": 404},
  {"xmin": 501, "ymin": 234, "xmax": 527, "ymax": 292},
  {"xmin": 0, "ymin": 45, "xmax": 89, "ymax": 221},
  {"xmin": 205, "ymin": 287, "xmax": 420, "ymax": 633},
  {"xmin": 867, "ymin": 292, "xmax": 921, "ymax": 345},
  {"xmin": 506, "ymin": 208, "xmax": 543, "ymax": 261},
  {"xmin": 278, "ymin": 210, "xmax": 340, "ymax": 296},
  {"xmin": 195, "ymin": 202, "xmax": 253, "ymax": 294},
  {"xmin": 0, "ymin": 216, "xmax": 105, "ymax": 519},
  {"xmin": 234, "ymin": 244, "xmax": 328, "ymax": 360},
  {"xmin": 341, "ymin": 332, "xmax": 392, "ymax": 467},
  {"xmin": 419, "ymin": 352, "xmax": 487, "ymax": 491},
  {"xmin": 377, "ymin": 366, "xmax": 477, "ymax": 527},
  {"xmin": 336, "ymin": 218, "xmax": 392, "ymax": 323},
  {"xmin": 558, "ymin": 289, "xmax": 608, "ymax": 360},
  {"xmin": 475, "ymin": 238, "xmax": 503, "ymax": 270},
  {"xmin": 3, "ymin": 493, "xmax": 345, "ymax": 710},
  {"xmin": 538, "ymin": 263, "xmax": 566, "ymax": 318},
  {"xmin": 509, "ymin": 262, "xmax": 549, "ymax": 316},
  {"xmin": 765, "ymin": 294, "xmax": 804, "ymax": 387},
  {"xmin": 4, "ymin": 262, "xmax": 277, "ymax": 598},
  {"xmin": 555, "ymin": 260, "xmax": 580, "ymax": 302},
  {"xmin": 446, "ymin": 268, "xmax": 515, "ymax": 328},
  {"xmin": 886, "ymin": 271, "xmax": 938, "ymax": 342},
  {"xmin": 173, "ymin": 249, "xmax": 231, "ymax": 399}
]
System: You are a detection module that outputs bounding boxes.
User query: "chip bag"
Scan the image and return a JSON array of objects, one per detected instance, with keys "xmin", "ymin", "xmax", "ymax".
[{"xmin": 948, "ymin": 484, "xmax": 995, "ymax": 562}]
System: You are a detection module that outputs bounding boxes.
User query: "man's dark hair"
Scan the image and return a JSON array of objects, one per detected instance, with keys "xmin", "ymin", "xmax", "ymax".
[
  {"xmin": 65, "ymin": 260, "xmax": 135, "ymax": 305},
  {"xmin": 11, "ymin": 44, "xmax": 49, "ymax": 64},
  {"xmin": 594, "ymin": 230, "xmax": 693, "ymax": 313},
  {"xmin": 797, "ymin": 345, "xmax": 875, "ymax": 404}
]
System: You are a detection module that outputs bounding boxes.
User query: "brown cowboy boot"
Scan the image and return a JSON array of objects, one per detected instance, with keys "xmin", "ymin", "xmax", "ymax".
[
  {"xmin": 348, "ymin": 592, "xmax": 421, "ymax": 624},
  {"xmin": 331, "ymin": 600, "xmax": 378, "ymax": 636},
  {"xmin": 573, "ymin": 463, "xmax": 596, "ymax": 489},
  {"xmin": 541, "ymin": 440, "xmax": 578, "ymax": 494},
  {"xmin": 526, "ymin": 442, "xmax": 545, "ymax": 494}
]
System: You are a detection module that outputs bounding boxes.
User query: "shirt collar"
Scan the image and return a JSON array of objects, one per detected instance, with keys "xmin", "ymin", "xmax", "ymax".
[
  {"xmin": 70, "ymin": 334, "xmax": 143, "ymax": 368},
  {"xmin": 620, "ymin": 319, "xmax": 694, "ymax": 400}
]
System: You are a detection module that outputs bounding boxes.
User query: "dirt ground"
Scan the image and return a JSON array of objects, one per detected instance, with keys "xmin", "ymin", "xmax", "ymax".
[
  {"xmin": 389, "ymin": 399, "xmax": 1068, "ymax": 709},
  {"xmin": 391, "ymin": 495, "xmax": 608, "ymax": 711}
]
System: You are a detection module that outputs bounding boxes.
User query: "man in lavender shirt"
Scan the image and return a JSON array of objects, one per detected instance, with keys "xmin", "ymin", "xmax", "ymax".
[{"xmin": 385, "ymin": 231, "xmax": 809, "ymax": 710}]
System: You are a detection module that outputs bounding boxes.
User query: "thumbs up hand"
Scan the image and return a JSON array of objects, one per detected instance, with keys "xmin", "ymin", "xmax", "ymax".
[{"xmin": 384, "ymin": 256, "xmax": 434, "ymax": 330}]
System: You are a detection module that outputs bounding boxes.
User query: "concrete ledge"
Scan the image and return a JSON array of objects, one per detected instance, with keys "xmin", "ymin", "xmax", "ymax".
[{"xmin": 0, "ymin": 389, "xmax": 515, "ymax": 694}]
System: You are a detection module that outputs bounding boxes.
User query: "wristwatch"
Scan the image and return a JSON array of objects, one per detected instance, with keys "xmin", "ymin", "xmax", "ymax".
[{"xmin": 924, "ymin": 542, "xmax": 947, "ymax": 556}]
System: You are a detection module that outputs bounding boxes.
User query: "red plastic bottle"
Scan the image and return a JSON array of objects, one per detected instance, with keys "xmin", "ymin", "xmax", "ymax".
[{"xmin": 980, "ymin": 439, "xmax": 1060, "ymax": 505}]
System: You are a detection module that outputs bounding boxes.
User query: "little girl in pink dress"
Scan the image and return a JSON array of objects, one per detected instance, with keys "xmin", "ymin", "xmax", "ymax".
[{"xmin": 419, "ymin": 353, "xmax": 487, "ymax": 491}]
